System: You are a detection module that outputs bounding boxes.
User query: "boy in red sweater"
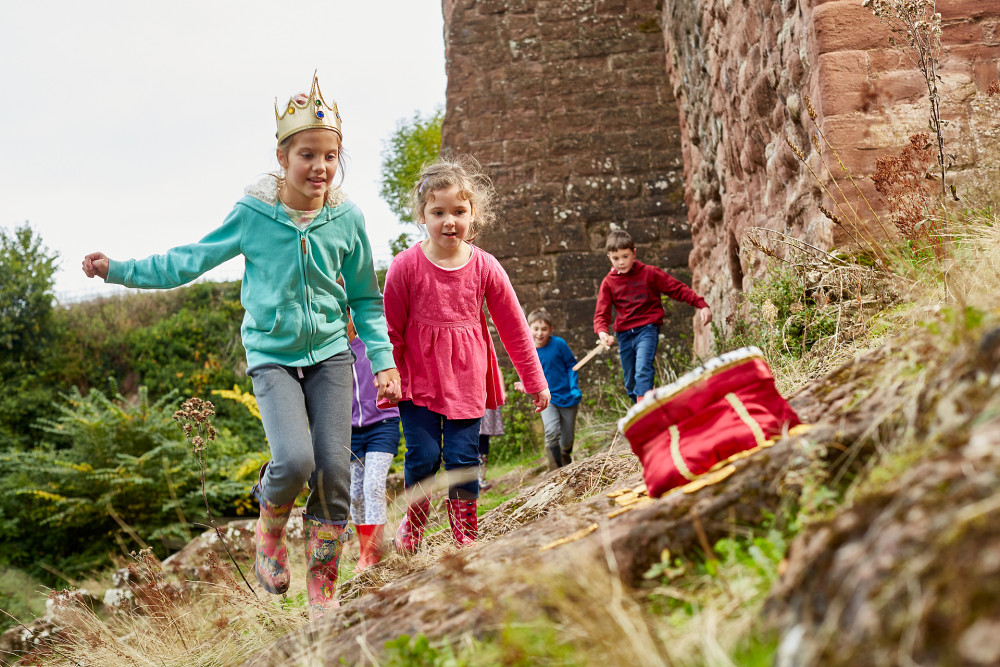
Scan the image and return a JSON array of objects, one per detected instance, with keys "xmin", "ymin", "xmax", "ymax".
[{"xmin": 593, "ymin": 230, "xmax": 712, "ymax": 403}]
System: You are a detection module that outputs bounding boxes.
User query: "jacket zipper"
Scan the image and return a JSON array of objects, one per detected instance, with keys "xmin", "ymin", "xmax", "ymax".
[{"xmin": 299, "ymin": 231, "xmax": 317, "ymax": 363}]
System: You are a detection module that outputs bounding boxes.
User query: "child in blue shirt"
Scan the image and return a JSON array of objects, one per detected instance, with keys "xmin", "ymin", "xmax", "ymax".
[{"xmin": 515, "ymin": 309, "xmax": 581, "ymax": 470}]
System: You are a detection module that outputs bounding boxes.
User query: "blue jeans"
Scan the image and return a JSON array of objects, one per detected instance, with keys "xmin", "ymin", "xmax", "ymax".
[
  {"xmin": 248, "ymin": 351, "xmax": 353, "ymax": 525},
  {"xmin": 399, "ymin": 401, "xmax": 482, "ymax": 499},
  {"xmin": 618, "ymin": 324, "xmax": 660, "ymax": 402}
]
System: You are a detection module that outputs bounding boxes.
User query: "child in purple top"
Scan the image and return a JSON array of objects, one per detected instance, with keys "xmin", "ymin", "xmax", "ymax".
[{"xmin": 348, "ymin": 331, "xmax": 400, "ymax": 571}]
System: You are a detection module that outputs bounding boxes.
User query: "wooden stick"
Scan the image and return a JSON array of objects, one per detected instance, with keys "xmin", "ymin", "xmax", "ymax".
[{"xmin": 572, "ymin": 340, "xmax": 614, "ymax": 371}]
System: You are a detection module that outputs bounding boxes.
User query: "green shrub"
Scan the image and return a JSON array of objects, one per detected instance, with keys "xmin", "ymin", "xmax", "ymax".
[{"xmin": 0, "ymin": 383, "xmax": 263, "ymax": 581}]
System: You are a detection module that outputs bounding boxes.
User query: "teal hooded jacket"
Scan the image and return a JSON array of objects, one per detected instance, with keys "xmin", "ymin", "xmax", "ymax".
[{"xmin": 105, "ymin": 176, "xmax": 395, "ymax": 373}]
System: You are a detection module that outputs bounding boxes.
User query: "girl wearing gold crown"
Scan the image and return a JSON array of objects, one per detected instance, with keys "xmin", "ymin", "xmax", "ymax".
[
  {"xmin": 82, "ymin": 74, "xmax": 401, "ymax": 618},
  {"xmin": 382, "ymin": 156, "xmax": 549, "ymax": 552}
]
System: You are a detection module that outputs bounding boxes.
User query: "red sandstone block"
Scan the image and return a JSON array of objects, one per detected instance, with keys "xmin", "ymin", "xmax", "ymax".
[
  {"xmin": 539, "ymin": 278, "xmax": 599, "ymax": 301},
  {"xmin": 814, "ymin": 50, "xmax": 870, "ymax": 116},
  {"xmin": 866, "ymin": 48, "xmax": 909, "ymax": 74},
  {"xmin": 944, "ymin": 43, "xmax": 1000, "ymax": 64},
  {"xmin": 575, "ymin": 200, "xmax": 629, "ymax": 224},
  {"xmin": 507, "ymin": 15, "xmax": 539, "ymax": 41},
  {"xmin": 938, "ymin": 1, "xmax": 1000, "ymax": 21},
  {"xmin": 500, "ymin": 256, "xmax": 557, "ymax": 283},
  {"xmin": 747, "ymin": 74, "xmax": 778, "ymax": 119},
  {"xmin": 628, "ymin": 195, "xmax": 686, "ymax": 221},
  {"xmin": 596, "ymin": 0, "xmax": 629, "ymax": 11},
  {"xmin": 555, "ymin": 252, "xmax": 611, "ymax": 281},
  {"xmin": 974, "ymin": 61, "xmax": 1000, "ymax": 90},
  {"xmin": 942, "ymin": 20, "xmax": 985, "ymax": 45},
  {"xmin": 813, "ymin": 1, "xmax": 894, "ymax": 53},
  {"xmin": 482, "ymin": 226, "xmax": 542, "ymax": 259},
  {"xmin": 541, "ymin": 224, "xmax": 590, "ymax": 254}
]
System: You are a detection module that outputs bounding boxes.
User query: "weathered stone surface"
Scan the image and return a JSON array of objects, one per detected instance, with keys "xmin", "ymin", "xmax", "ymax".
[
  {"xmin": 442, "ymin": 0, "xmax": 691, "ymax": 354},
  {"xmin": 660, "ymin": 0, "xmax": 1000, "ymax": 355},
  {"xmin": 767, "ymin": 327, "xmax": 1000, "ymax": 667},
  {"xmin": 441, "ymin": 0, "xmax": 1000, "ymax": 365}
]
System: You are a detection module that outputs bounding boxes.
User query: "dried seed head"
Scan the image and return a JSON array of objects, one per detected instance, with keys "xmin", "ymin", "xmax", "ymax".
[
  {"xmin": 819, "ymin": 204, "xmax": 844, "ymax": 227},
  {"xmin": 761, "ymin": 300, "xmax": 779, "ymax": 325},
  {"xmin": 804, "ymin": 94, "xmax": 818, "ymax": 122},
  {"xmin": 785, "ymin": 136, "xmax": 805, "ymax": 161}
]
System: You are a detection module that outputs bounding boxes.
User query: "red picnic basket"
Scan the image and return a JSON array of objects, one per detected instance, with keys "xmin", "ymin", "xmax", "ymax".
[{"xmin": 619, "ymin": 347, "xmax": 801, "ymax": 497}]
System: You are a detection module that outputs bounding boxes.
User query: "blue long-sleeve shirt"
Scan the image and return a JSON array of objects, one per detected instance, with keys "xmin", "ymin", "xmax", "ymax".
[{"xmin": 536, "ymin": 336, "xmax": 581, "ymax": 408}]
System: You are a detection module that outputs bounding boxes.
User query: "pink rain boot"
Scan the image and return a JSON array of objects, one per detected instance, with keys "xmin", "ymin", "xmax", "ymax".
[
  {"xmin": 355, "ymin": 524, "xmax": 384, "ymax": 571},
  {"xmin": 253, "ymin": 494, "xmax": 295, "ymax": 595},
  {"xmin": 393, "ymin": 496, "xmax": 431, "ymax": 555},
  {"xmin": 303, "ymin": 516, "xmax": 345, "ymax": 618},
  {"xmin": 446, "ymin": 498, "xmax": 477, "ymax": 547}
]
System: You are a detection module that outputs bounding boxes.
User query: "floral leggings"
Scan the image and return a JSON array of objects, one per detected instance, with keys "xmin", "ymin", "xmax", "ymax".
[{"xmin": 349, "ymin": 451, "xmax": 394, "ymax": 525}]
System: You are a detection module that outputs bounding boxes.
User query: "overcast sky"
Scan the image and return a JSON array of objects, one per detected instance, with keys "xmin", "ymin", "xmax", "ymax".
[{"xmin": 0, "ymin": 1, "xmax": 446, "ymax": 302}]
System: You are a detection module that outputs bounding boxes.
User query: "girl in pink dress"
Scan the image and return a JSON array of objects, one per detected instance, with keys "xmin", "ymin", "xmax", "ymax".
[{"xmin": 383, "ymin": 156, "xmax": 549, "ymax": 551}]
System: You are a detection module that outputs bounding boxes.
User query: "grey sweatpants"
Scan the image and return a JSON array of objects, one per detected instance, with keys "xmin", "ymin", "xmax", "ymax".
[
  {"xmin": 249, "ymin": 350, "xmax": 353, "ymax": 524},
  {"xmin": 541, "ymin": 403, "xmax": 579, "ymax": 468}
]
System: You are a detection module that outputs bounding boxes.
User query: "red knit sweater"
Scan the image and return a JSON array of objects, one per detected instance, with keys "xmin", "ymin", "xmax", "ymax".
[{"xmin": 593, "ymin": 260, "xmax": 708, "ymax": 334}]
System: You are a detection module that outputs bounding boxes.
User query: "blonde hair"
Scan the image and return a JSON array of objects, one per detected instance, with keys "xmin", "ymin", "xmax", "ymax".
[{"xmin": 409, "ymin": 155, "xmax": 497, "ymax": 241}]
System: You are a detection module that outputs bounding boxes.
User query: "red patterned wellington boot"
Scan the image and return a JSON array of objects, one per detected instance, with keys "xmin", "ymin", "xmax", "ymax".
[
  {"xmin": 393, "ymin": 497, "xmax": 431, "ymax": 555},
  {"xmin": 253, "ymin": 495, "xmax": 295, "ymax": 595},
  {"xmin": 446, "ymin": 498, "xmax": 477, "ymax": 547},
  {"xmin": 303, "ymin": 516, "xmax": 345, "ymax": 619}
]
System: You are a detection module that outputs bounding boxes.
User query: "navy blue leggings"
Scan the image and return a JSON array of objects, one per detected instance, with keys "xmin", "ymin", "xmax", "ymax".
[{"xmin": 399, "ymin": 401, "xmax": 482, "ymax": 499}]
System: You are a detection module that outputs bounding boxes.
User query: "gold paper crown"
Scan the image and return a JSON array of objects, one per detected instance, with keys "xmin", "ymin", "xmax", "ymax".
[{"xmin": 275, "ymin": 71, "xmax": 342, "ymax": 143}]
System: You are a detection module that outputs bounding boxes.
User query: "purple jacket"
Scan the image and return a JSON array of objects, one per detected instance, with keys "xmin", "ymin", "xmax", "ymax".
[{"xmin": 351, "ymin": 337, "xmax": 400, "ymax": 428}]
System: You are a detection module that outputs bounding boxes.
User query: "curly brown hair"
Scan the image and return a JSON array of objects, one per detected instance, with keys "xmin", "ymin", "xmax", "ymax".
[{"xmin": 408, "ymin": 155, "xmax": 498, "ymax": 241}]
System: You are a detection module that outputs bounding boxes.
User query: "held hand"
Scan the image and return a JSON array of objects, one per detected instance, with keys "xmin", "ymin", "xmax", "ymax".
[
  {"xmin": 374, "ymin": 368, "xmax": 402, "ymax": 403},
  {"xmin": 598, "ymin": 331, "xmax": 615, "ymax": 348},
  {"xmin": 513, "ymin": 381, "xmax": 525, "ymax": 393},
  {"xmin": 531, "ymin": 388, "xmax": 551, "ymax": 413},
  {"xmin": 699, "ymin": 307, "xmax": 713, "ymax": 326},
  {"xmin": 82, "ymin": 252, "xmax": 109, "ymax": 280}
]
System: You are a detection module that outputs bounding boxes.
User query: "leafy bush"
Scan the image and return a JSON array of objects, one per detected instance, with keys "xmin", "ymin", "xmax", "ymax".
[
  {"xmin": 0, "ymin": 384, "xmax": 264, "ymax": 581},
  {"xmin": 486, "ymin": 367, "xmax": 543, "ymax": 464}
]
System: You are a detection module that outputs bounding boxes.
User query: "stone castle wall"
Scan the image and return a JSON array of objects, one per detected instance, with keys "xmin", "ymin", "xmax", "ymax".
[
  {"xmin": 661, "ymin": 0, "xmax": 1000, "ymax": 353},
  {"xmin": 441, "ymin": 0, "xmax": 702, "ymax": 357},
  {"xmin": 441, "ymin": 0, "xmax": 1000, "ymax": 359}
]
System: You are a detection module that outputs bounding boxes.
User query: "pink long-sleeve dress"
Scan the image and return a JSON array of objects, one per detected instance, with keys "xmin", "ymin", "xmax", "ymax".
[{"xmin": 383, "ymin": 244, "xmax": 547, "ymax": 420}]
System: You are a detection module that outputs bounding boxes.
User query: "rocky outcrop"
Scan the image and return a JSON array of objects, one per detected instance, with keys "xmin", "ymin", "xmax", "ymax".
[
  {"xmin": 766, "ymin": 326, "xmax": 1000, "ymax": 666},
  {"xmin": 660, "ymin": 0, "xmax": 1000, "ymax": 353}
]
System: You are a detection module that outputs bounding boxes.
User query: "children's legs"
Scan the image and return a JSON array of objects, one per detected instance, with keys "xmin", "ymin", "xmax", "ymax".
[
  {"xmin": 349, "ymin": 459, "xmax": 365, "ymax": 525},
  {"xmin": 249, "ymin": 364, "xmax": 316, "ymax": 506},
  {"xmin": 355, "ymin": 450, "xmax": 394, "ymax": 570},
  {"xmin": 398, "ymin": 401, "xmax": 445, "ymax": 492},
  {"xmin": 557, "ymin": 404, "xmax": 580, "ymax": 466},
  {"xmin": 395, "ymin": 402, "xmax": 444, "ymax": 553},
  {"xmin": 441, "ymin": 415, "xmax": 482, "ymax": 499},
  {"xmin": 477, "ymin": 434, "xmax": 491, "ymax": 489},
  {"xmin": 361, "ymin": 451, "xmax": 394, "ymax": 524},
  {"xmin": 632, "ymin": 324, "xmax": 661, "ymax": 399},
  {"xmin": 302, "ymin": 514, "xmax": 345, "ymax": 617},
  {"xmin": 301, "ymin": 351, "xmax": 354, "ymax": 525},
  {"xmin": 540, "ymin": 404, "xmax": 563, "ymax": 470},
  {"xmin": 441, "ymin": 416, "xmax": 482, "ymax": 547},
  {"xmin": 617, "ymin": 328, "xmax": 640, "ymax": 402},
  {"xmin": 251, "ymin": 463, "xmax": 294, "ymax": 594}
]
